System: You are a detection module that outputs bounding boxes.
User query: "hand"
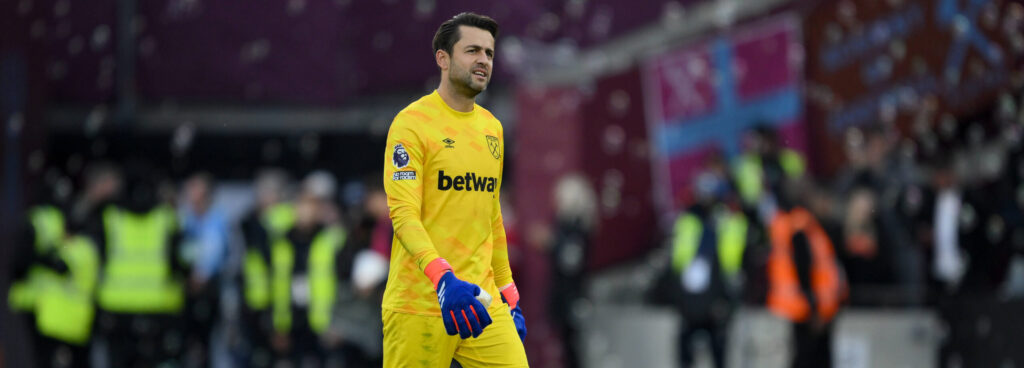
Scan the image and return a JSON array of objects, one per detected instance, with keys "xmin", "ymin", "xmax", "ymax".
[
  {"xmin": 188, "ymin": 276, "xmax": 206, "ymax": 294},
  {"xmin": 271, "ymin": 333, "xmax": 290, "ymax": 352},
  {"xmin": 500, "ymin": 283, "xmax": 527, "ymax": 343},
  {"xmin": 436, "ymin": 272, "xmax": 492, "ymax": 339},
  {"xmin": 321, "ymin": 329, "xmax": 343, "ymax": 348}
]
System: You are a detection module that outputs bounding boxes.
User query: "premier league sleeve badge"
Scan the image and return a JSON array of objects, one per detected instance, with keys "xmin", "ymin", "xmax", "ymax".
[{"xmin": 392, "ymin": 143, "xmax": 411, "ymax": 169}]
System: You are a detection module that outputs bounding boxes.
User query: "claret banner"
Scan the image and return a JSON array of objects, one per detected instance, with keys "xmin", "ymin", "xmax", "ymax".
[{"xmin": 644, "ymin": 15, "xmax": 807, "ymax": 211}]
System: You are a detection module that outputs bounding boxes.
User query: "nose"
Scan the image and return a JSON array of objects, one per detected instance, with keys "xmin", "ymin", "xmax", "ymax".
[{"xmin": 476, "ymin": 55, "xmax": 491, "ymax": 68}]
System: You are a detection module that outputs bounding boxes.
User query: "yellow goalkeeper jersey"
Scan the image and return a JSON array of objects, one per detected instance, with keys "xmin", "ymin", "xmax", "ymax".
[{"xmin": 382, "ymin": 90, "xmax": 513, "ymax": 316}]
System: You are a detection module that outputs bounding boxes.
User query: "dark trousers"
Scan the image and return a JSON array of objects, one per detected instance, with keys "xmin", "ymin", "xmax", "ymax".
[
  {"xmin": 183, "ymin": 284, "xmax": 220, "ymax": 368},
  {"xmin": 31, "ymin": 326, "xmax": 90, "ymax": 368},
  {"xmin": 678, "ymin": 317, "xmax": 727, "ymax": 368},
  {"xmin": 791, "ymin": 321, "xmax": 832, "ymax": 368},
  {"xmin": 241, "ymin": 308, "xmax": 274, "ymax": 368},
  {"xmin": 553, "ymin": 318, "xmax": 581, "ymax": 368},
  {"xmin": 100, "ymin": 312, "xmax": 182, "ymax": 368},
  {"xmin": 273, "ymin": 328, "xmax": 325, "ymax": 368}
]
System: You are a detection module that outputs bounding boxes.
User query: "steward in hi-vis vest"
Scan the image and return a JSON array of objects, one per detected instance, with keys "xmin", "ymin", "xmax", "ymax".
[
  {"xmin": 240, "ymin": 174, "xmax": 296, "ymax": 367},
  {"xmin": 268, "ymin": 189, "xmax": 347, "ymax": 367},
  {"xmin": 96, "ymin": 162, "xmax": 186, "ymax": 367},
  {"xmin": 9, "ymin": 204, "xmax": 100, "ymax": 368},
  {"xmin": 768, "ymin": 204, "xmax": 846, "ymax": 368}
]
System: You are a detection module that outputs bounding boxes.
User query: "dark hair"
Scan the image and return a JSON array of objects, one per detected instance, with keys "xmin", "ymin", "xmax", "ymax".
[{"xmin": 432, "ymin": 12, "xmax": 499, "ymax": 56}]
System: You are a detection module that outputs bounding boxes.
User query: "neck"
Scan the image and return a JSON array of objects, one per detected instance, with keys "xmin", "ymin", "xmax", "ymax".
[{"xmin": 437, "ymin": 78, "xmax": 475, "ymax": 113}]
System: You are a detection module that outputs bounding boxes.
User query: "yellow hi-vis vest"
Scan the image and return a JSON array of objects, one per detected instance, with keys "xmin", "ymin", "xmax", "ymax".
[
  {"xmin": 243, "ymin": 203, "xmax": 296, "ymax": 310},
  {"xmin": 97, "ymin": 205, "xmax": 184, "ymax": 314},
  {"xmin": 265, "ymin": 203, "xmax": 297, "ymax": 237},
  {"xmin": 671, "ymin": 211, "xmax": 748, "ymax": 276},
  {"xmin": 271, "ymin": 226, "xmax": 345, "ymax": 335},
  {"xmin": 8, "ymin": 206, "xmax": 67, "ymax": 312},
  {"xmin": 35, "ymin": 235, "xmax": 99, "ymax": 345},
  {"xmin": 734, "ymin": 149, "xmax": 806, "ymax": 205}
]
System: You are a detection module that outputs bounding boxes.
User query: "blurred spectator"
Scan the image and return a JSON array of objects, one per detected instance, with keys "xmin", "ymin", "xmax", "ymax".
[
  {"xmin": 352, "ymin": 187, "xmax": 390, "ymax": 298},
  {"xmin": 999, "ymin": 108, "xmax": 1024, "ymax": 296},
  {"xmin": 895, "ymin": 143, "xmax": 1010, "ymax": 304},
  {"xmin": 178, "ymin": 172, "xmax": 230, "ymax": 367},
  {"xmin": 67, "ymin": 162, "xmax": 122, "ymax": 239},
  {"xmin": 834, "ymin": 125, "xmax": 895, "ymax": 195},
  {"xmin": 337, "ymin": 183, "xmax": 388, "ymax": 366},
  {"xmin": 767, "ymin": 179, "xmax": 846, "ymax": 368},
  {"xmin": 8, "ymin": 169, "xmax": 99, "ymax": 368},
  {"xmin": 322, "ymin": 177, "xmax": 387, "ymax": 367},
  {"xmin": 733, "ymin": 125, "xmax": 806, "ymax": 223},
  {"xmin": 916, "ymin": 127, "xmax": 1022, "ymax": 367},
  {"xmin": 180, "ymin": 172, "xmax": 231, "ymax": 286},
  {"xmin": 239, "ymin": 168, "xmax": 294, "ymax": 368},
  {"xmin": 268, "ymin": 172, "xmax": 347, "ymax": 367},
  {"xmin": 923, "ymin": 154, "xmax": 968, "ymax": 295},
  {"xmin": 547, "ymin": 173, "xmax": 597, "ymax": 368},
  {"xmin": 838, "ymin": 184, "xmax": 897, "ymax": 290},
  {"xmin": 669, "ymin": 169, "xmax": 748, "ymax": 368},
  {"xmin": 956, "ymin": 139, "xmax": 1015, "ymax": 296},
  {"xmin": 96, "ymin": 161, "xmax": 186, "ymax": 367},
  {"xmin": 303, "ymin": 170, "xmax": 342, "ymax": 227},
  {"xmin": 832, "ymin": 126, "xmax": 919, "ymax": 303}
]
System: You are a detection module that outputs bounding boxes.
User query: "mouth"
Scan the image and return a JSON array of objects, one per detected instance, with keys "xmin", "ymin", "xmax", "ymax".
[{"xmin": 472, "ymin": 69, "xmax": 488, "ymax": 79}]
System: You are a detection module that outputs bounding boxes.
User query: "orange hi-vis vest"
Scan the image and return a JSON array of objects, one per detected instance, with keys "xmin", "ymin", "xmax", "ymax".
[{"xmin": 767, "ymin": 207, "xmax": 845, "ymax": 323}]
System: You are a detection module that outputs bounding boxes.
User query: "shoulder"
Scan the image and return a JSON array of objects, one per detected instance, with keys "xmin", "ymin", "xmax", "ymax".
[
  {"xmin": 475, "ymin": 105, "xmax": 500, "ymax": 123},
  {"xmin": 394, "ymin": 95, "xmax": 442, "ymax": 126},
  {"xmin": 474, "ymin": 105, "xmax": 504, "ymax": 134}
]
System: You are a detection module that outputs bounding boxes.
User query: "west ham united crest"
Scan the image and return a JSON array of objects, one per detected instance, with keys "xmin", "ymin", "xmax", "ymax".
[
  {"xmin": 485, "ymin": 135, "xmax": 500, "ymax": 159},
  {"xmin": 392, "ymin": 143, "xmax": 410, "ymax": 169}
]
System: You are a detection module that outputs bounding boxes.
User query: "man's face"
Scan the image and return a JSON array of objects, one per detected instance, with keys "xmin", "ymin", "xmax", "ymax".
[
  {"xmin": 87, "ymin": 171, "xmax": 121, "ymax": 201},
  {"xmin": 295, "ymin": 193, "xmax": 321, "ymax": 228},
  {"xmin": 444, "ymin": 25, "xmax": 494, "ymax": 96},
  {"xmin": 185, "ymin": 177, "xmax": 211, "ymax": 209}
]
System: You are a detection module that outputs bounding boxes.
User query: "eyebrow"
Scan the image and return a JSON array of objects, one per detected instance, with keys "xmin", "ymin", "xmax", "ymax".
[{"xmin": 464, "ymin": 44, "xmax": 495, "ymax": 53}]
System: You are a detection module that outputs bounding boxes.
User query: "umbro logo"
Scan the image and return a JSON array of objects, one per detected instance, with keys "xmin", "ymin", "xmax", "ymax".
[{"xmin": 443, "ymin": 138, "xmax": 455, "ymax": 148}]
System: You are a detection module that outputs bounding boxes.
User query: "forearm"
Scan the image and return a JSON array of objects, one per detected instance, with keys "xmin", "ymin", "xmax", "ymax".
[
  {"xmin": 491, "ymin": 223, "xmax": 514, "ymax": 289},
  {"xmin": 391, "ymin": 206, "xmax": 441, "ymax": 273}
]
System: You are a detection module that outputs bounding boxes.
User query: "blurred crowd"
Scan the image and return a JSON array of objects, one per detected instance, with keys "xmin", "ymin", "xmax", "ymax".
[
  {"xmin": 8, "ymin": 161, "xmax": 394, "ymax": 367},
  {"xmin": 7, "ymin": 85, "xmax": 1024, "ymax": 367},
  {"xmin": 467, "ymin": 88, "xmax": 1023, "ymax": 368},
  {"xmin": 641, "ymin": 90, "xmax": 1024, "ymax": 368}
]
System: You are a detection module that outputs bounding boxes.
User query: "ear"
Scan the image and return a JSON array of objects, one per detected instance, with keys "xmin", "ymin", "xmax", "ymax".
[{"xmin": 435, "ymin": 49, "xmax": 450, "ymax": 71}]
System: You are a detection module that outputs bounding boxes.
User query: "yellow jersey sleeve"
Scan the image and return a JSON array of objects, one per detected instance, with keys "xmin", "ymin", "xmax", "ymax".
[{"xmin": 383, "ymin": 112, "xmax": 441, "ymax": 272}]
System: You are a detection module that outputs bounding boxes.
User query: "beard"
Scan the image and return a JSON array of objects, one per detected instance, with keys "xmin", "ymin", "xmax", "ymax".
[{"xmin": 449, "ymin": 61, "xmax": 487, "ymax": 98}]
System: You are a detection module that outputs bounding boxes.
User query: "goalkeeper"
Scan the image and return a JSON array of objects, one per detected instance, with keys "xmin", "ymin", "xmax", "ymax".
[{"xmin": 381, "ymin": 12, "xmax": 528, "ymax": 367}]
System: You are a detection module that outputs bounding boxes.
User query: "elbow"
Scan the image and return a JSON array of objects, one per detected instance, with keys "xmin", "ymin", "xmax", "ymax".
[{"xmin": 389, "ymin": 205, "xmax": 420, "ymax": 230}]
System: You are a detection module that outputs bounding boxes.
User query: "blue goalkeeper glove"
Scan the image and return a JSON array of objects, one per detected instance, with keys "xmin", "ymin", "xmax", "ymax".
[
  {"xmin": 428, "ymin": 259, "xmax": 492, "ymax": 339},
  {"xmin": 500, "ymin": 283, "xmax": 527, "ymax": 343}
]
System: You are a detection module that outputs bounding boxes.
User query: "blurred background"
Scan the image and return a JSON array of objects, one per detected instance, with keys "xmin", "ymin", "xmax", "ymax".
[{"xmin": 1, "ymin": 0, "xmax": 1023, "ymax": 367}]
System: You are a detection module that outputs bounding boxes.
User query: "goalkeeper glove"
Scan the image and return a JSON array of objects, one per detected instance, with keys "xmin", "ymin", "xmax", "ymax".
[
  {"xmin": 500, "ymin": 283, "xmax": 527, "ymax": 342},
  {"xmin": 426, "ymin": 258, "xmax": 493, "ymax": 339}
]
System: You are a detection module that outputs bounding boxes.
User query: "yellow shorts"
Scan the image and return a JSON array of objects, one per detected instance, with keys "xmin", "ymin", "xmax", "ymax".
[{"xmin": 383, "ymin": 303, "xmax": 528, "ymax": 368}]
